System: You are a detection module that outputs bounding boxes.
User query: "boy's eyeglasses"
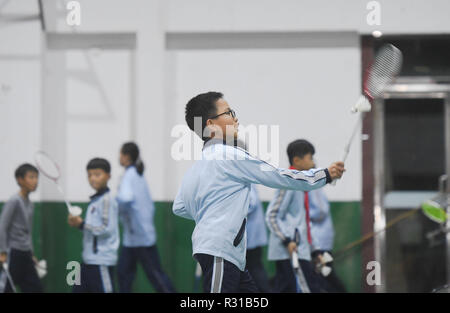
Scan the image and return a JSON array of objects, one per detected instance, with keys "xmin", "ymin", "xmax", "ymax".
[{"xmin": 210, "ymin": 109, "xmax": 236, "ymax": 120}]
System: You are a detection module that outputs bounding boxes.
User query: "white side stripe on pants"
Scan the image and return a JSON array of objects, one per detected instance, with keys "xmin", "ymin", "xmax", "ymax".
[
  {"xmin": 210, "ymin": 257, "xmax": 224, "ymax": 293},
  {"xmin": 0, "ymin": 271, "xmax": 7, "ymax": 293},
  {"xmin": 294, "ymin": 265, "xmax": 311, "ymax": 293},
  {"xmin": 100, "ymin": 265, "xmax": 113, "ymax": 293}
]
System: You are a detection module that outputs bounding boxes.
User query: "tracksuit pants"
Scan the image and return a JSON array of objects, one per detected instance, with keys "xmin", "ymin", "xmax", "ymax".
[
  {"xmin": 118, "ymin": 245, "xmax": 176, "ymax": 293},
  {"xmin": 273, "ymin": 258, "xmax": 327, "ymax": 293},
  {"xmin": 194, "ymin": 253, "xmax": 259, "ymax": 293},
  {"xmin": 246, "ymin": 247, "xmax": 271, "ymax": 292},
  {"xmin": 0, "ymin": 249, "xmax": 43, "ymax": 293}
]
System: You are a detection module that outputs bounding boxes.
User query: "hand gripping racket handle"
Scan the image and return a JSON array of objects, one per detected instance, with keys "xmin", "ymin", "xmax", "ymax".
[{"xmin": 291, "ymin": 251, "xmax": 299, "ymax": 269}]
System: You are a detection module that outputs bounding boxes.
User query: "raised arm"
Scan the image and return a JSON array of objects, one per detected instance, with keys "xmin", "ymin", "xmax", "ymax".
[{"xmin": 219, "ymin": 147, "xmax": 344, "ymax": 192}]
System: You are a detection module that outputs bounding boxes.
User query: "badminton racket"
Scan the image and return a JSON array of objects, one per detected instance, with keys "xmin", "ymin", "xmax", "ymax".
[
  {"xmin": 291, "ymin": 251, "xmax": 310, "ymax": 293},
  {"xmin": 34, "ymin": 151, "xmax": 81, "ymax": 216},
  {"xmin": 333, "ymin": 44, "xmax": 403, "ymax": 185},
  {"xmin": 1, "ymin": 262, "xmax": 16, "ymax": 293}
]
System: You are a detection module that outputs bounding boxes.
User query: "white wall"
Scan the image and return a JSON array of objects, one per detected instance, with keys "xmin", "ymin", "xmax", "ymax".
[
  {"xmin": 1, "ymin": 0, "xmax": 450, "ymax": 203},
  {"xmin": 0, "ymin": 0, "xmax": 41, "ymax": 202}
]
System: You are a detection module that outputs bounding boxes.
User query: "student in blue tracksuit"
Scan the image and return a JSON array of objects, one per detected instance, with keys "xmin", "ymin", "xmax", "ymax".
[
  {"xmin": 309, "ymin": 187, "xmax": 346, "ymax": 292},
  {"xmin": 246, "ymin": 184, "xmax": 271, "ymax": 292},
  {"xmin": 172, "ymin": 92, "xmax": 345, "ymax": 293},
  {"xmin": 116, "ymin": 142, "xmax": 175, "ymax": 293},
  {"xmin": 68, "ymin": 158, "xmax": 119, "ymax": 293},
  {"xmin": 266, "ymin": 139, "xmax": 333, "ymax": 293}
]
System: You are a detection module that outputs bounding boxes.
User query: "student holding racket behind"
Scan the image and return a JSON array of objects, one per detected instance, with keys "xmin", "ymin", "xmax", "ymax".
[
  {"xmin": 116, "ymin": 142, "xmax": 176, "ymax": 293},
  {"xmin": 0, "ymin": 164, "xmax": 43, "ymax": 293}
]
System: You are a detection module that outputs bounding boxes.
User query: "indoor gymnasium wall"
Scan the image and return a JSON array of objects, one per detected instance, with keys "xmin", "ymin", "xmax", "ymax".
[{"xmin": 0, "ymin": 1, "xmax": 42, "ymax": 202}]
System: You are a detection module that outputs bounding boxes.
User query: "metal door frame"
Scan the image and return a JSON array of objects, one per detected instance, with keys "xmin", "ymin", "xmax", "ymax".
[{"xmin": 373, "ymin": 79, "xmax": 450, "ymax": 292}]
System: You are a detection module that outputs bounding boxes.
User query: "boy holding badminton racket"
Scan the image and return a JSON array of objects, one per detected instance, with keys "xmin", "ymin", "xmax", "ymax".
[
  {"xmin": 67, "ymin": 158, "xmax": 119, "ymax": 293},
  {"xmin": 0, "ymin": 164, "xmax": 43, "ymax": 293},
  {"xmin": 172, "ymin": 92, "xmax": 344, "ymax": 293},
  {"xmin": 266, "ymin": 139, "xmax": 332, "ymax": 293}
]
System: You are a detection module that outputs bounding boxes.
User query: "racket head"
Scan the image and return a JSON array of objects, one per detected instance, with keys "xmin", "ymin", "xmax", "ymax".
[
  {"xmin": 34, "ymin": 150, "xmax": 61, "ymax": 181},
  {"xmin": 421, "ymin": 199, "xmax": 447, "ymax": 224},
  {"xmin": 364, "ymin": 44, "xmax": 403, "ymax": 99}
]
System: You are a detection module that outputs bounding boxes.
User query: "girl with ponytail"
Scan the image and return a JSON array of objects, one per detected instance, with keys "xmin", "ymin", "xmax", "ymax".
[{"xmin": 116, "ymin": 141, "xmax": 176, "ymax": 293}]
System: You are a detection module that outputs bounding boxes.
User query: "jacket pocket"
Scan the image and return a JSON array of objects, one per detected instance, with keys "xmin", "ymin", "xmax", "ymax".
[{"xmin": 233, "ymin": 218, "xmax": 246, "ymax": 247}]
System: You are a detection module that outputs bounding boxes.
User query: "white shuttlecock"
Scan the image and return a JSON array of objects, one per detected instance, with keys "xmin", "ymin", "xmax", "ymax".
[
  {"xmin": 351, "ymin": 95, "xmax": 372, "ymax": 113},
  {"xmin": 35, "ymin": 260, "xmax": 47, "ymax": 279},
  {"xmin": 321, "ymin": 266, "xmax": 332, "ymax": 277},
  {"xmin": 322, "ymin": 252, "xmax": 334, "ymax": 263},
  {"xmin": 69, "ymin": 206, "xmax": 82, "ymax": 216}
]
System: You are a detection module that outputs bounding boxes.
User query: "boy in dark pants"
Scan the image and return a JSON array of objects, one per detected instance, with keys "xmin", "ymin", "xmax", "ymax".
[
  {"xmin": 0, "ymin": 164, "xmax": 43, "ymax": 293},
  {"xmin": 172, "ymin": 92, "xmax": 345, "ymax": 293},
  {"xmin": 68, "ymin": 158, "xmax": 119, "ymax": 293}
]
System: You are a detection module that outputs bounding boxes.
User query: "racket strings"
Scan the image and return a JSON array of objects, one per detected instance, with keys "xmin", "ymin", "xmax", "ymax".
[
  {"xmin": 366, "ymin": 44, "xmax": 403, "ymax": 98},
  {"xmin": 34, "ymin": 151, "xmax": 61, "ymax": 180}
]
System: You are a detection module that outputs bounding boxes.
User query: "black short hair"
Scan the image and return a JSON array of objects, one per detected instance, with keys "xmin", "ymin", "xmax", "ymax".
[
  {"xmin": 121, "ymin": 141, "xmax": 144, "ymax": 175},
  {"xmin": 86, "ymin": 158, "xmax": 111, "ymax": 174},
  {"xmin": 185, "ymin": 91, "xmax": 222, "ymax": 141},
  {"xmin": 15, "ymin": 163, "xmax": 38, "ymax": 179},
  {"xmin": 287, "ymin": 139, "xmax": 315, "ymax": 165}
]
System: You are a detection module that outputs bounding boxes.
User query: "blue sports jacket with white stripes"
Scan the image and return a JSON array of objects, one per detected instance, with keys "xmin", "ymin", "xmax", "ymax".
[
  {"xmin": 81, "ymin": 188, "xmax": 119, "ymax": 266},
  {"xmin": 172, "ymin": 138, "xmax": 331, "ymax": 271},
  {"xmin": 266, "ymin": 189, "xmax": 311, "ymax": 261}
]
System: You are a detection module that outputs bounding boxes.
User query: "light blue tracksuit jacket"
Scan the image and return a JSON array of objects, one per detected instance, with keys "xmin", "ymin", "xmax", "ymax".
[
  {"xmin": 309, "ymin": 188, "xmax": 334, "ymax": 252},
  {"xmin": 81, "ymin": 188, "xmax": 119, "ymax": 266},
  {"xmin": 116, "ymin": 166, "xmax": 156, "ymax": 247},
  {"xmin": 246, "ymin": 185, "xmax": 268, "ymax": 250},
  {"xmin": 172, "ymin": 138, "xmax": 331, "ymax": 271}
]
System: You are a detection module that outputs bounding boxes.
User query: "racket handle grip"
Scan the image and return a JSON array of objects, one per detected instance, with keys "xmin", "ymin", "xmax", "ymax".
[{"xmin": 291, "ymin": 251, "xmax": 299, "ymax": 269}]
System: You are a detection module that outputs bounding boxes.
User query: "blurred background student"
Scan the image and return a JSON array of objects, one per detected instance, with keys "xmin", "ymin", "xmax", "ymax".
[
  {"xmin": 116, "ymin": 142, "xmax": 176, "ymax": 293},
  {"xmin": 0, "ymin": 164, "xmax": 43, "ymax": 293}
]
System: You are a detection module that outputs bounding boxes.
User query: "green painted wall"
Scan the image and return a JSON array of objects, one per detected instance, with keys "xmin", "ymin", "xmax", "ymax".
[{"xmin": 0, "ymin": 200, "xmax": 361, "ymax": 293}]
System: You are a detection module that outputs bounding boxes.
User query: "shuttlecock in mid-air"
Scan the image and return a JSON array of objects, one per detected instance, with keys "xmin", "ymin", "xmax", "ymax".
[{"xmin": 351, "ymin": 95, "xmax": 372, "ymax": 113}]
